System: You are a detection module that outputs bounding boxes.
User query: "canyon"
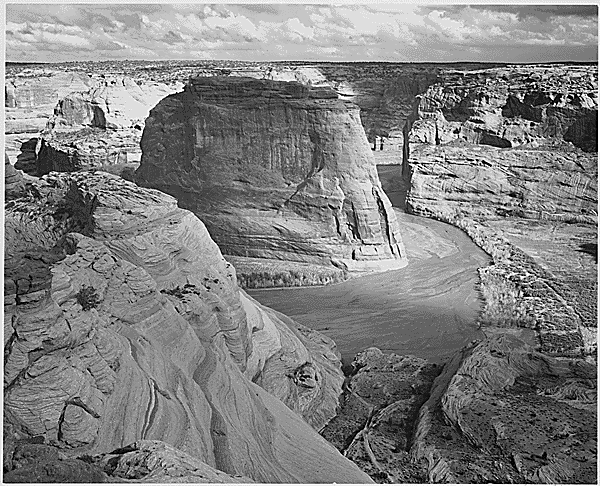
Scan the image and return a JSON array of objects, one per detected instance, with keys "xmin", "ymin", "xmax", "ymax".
[{"xmin": 4, "ymin": 60, "xmax": 597, "ymax": 483}]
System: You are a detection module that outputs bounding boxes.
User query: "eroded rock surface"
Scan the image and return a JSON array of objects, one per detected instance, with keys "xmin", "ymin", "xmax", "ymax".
[
  {"xmin": 321, "ymin": 348, "xmax": 440, "ymax": 483},
  {"xmin": 403, "ymin": 63, "xmax": 598, "ymax": 358},
  {"xmin": 4, "ymin": 171, "xmax": 371, "ymax": 483},
  {"xmin": 35, "ymin": 76, "xmax": 182, "ymax": 177},
  {"xmin": 412, "ymin": 333, "xmax": 597, "ymax": 484},
  {"xmin": 135, "ymin": 76, "xmax": 407, "ymax": 274}
]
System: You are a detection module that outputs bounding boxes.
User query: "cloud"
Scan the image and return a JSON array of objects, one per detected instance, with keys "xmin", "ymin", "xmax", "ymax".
[{"xmin": 4, "ymin": 4, "xmax": 598, "ymax": 63}]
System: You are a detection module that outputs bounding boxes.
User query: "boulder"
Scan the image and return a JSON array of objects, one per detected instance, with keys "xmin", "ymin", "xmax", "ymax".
[{"xmin": 135, "ymin": 76, "xmax": 407, "ymax": 274}]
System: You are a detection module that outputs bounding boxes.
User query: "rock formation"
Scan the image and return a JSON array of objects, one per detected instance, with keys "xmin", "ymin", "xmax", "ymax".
[
  {"xmin": 406, "ymin": 143, "xmax": 597, "ymax": 223},
  {"xmin": 321, "ymin": 348, "xmax": 440, "ymax": 482},
  {"xmin": 412, "ymin": 333, "xmax": 597, "ymax": 483},
  {"xmin": 35, "ymin": 76, "xmax": 182, "ymax": 176},
  {"xmin": 404, "ymin": 65, "xmax": 598, "ymax": 222},
  {"xmin": 135, "ymin": 76, "xmax": 407, "ymax": 274},
  {"xmin": 4, "ymin": 170, "xmax": 372, "ymax": 483},
  {"xmin": 5, "ymin": 72, "xmax": 93, "ymax": 172},
  {"xmin": 406, "ymin": 64, "xmax": 597, "ymax": 152},
  {"xmin": 3, "ymin": 438, "xmax": 255, "ymax": 483}
]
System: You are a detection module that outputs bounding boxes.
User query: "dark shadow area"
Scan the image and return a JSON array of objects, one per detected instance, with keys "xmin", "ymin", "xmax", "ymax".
[
  {"xmin": 577, "ymin": 242, "xmax": 598, "ymax": 263},
  {"xmin": 14, "ymin": 138, "xmax": 38, "ymax": 175}
]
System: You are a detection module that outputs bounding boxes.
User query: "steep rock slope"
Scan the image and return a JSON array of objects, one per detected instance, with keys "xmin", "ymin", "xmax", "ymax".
[
  {"xmin": 404, "ymin": 65, "xmax": 598, "ymax": 222},
  {"xmin": 405, "ymin": 64, "xmax": 598, "ymax": 221},
  {"xmin": 135, "ymin": 76, "xmax": 407, "ymax": 273},
  {"xmin": 4, "ymin": 171, "xmax": 371, "ymax": 483},
  {"xmin": 407, "ymin": 64, "xmax": 597, "ymax": 152}
]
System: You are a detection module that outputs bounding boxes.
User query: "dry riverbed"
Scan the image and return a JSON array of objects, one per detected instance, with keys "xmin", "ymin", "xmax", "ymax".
[{"xmin": 249, "ymin": 165, "xmax": 490, "ymax": 365}]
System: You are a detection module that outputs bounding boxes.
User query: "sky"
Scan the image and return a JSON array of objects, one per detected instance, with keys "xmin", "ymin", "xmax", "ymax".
[{"xmin": 5, "ymin": 3, "xmax": 599, "ymax": 63}]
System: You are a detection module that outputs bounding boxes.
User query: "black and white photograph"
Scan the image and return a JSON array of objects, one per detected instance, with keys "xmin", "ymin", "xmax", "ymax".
[{"xmin": 3, "ymin": 2, "xmax": 598, "ymax": 483}]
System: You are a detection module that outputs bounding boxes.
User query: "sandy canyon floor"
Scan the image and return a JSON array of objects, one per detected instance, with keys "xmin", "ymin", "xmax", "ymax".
[{"xmin": 250, "ymin": 164, "xmax": 490, "ymax": 365}]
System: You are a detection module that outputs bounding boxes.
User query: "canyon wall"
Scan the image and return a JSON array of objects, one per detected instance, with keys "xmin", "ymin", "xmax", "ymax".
[
  {"xmin": 4, "ymin": 170, "xmax": 372, "ymax": 483},
  {"xmin": 404, "ymin": 64, "xmax": 598, "ymax": 221},
  {"xmin": 37, "ymin": 76, "xmax": 182, "ymax": 176},
  {"xmin": 402, "ymin": 64, "xmax": 598, "ymax": 358},
  {"xmin": 135, "ymin": 76, "xmax": 407, "ymax": 273}
]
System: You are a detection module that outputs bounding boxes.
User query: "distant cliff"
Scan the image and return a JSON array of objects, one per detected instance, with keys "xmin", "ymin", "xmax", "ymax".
[{"xmin": 404, "ymin": 64, "xmax": 598, "ymax": 222}]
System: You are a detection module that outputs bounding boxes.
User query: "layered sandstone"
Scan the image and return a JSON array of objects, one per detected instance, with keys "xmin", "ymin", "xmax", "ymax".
[
  {"xmin": 4, "ymin": 171, "xmax": 371, "ymax": 483},
  {"xmin": 404, "ymin": 65, "xmax": 598, "ymax": 220},
  {"xmin": 406, "ymin": 64, "xmax": 598, "ymax": 152},
  {"xmin": 135, "ymin": 76, "xmax": 407, "ymax": 273},
  {"xmin": 406, "ymin": 143, "xmax": 597, "ymax": 223}
]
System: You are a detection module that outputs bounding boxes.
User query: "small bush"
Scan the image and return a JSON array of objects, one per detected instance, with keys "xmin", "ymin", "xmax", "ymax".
[{"xmin": 76, "ymin": 285, "xmax": 101, "ymax": 311}]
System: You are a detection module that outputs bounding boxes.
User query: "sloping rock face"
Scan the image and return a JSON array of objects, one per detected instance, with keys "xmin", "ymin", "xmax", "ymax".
[
  {"xmin": 135, "ymin": 77, "xmax": 407, "ymax": 273},
  {"xmin": 3, "ymin": 439, "xmax": 254, "ymax": 483},
  {"xmin": 412, "ymin": 333, "xmax": 597, "ymax": 483},
  {"xmin": 321, "ymin": 337, "xmax": 596, "ymax": 484},
  {"xmin": 4, "ymin": 171, "xmax": 372, "ymax": 483},
  {"xmin": 36, "ymin": 76, "xmax": 182, "ymax": 176},
  {"xmin": 321, "ymin": 348, "xmax": 441, "ymax": 483}
]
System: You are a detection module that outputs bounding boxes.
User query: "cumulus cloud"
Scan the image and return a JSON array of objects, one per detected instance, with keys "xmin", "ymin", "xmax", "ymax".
[{"xmin": 5, "ymin": 4, "xmax": 598, "ymax": 63}]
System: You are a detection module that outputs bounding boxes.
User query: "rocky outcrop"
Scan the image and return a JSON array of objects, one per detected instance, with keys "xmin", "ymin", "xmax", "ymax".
[
  {"xmin": 5, "ymin": 72, "xmax": 94, "ymax": 172},
  {"xmin": 412, "ymin": 333, "xmax": 597, "ymax": 484},
  {"xmin": 403, "ymin": 64, "xmax": 598, "ymax": 358},
  {"xmin": 404, "ymin": 65, "xmax": 598, "ymax": 223},
  {"xmin": 406, "ymin": 64, "xmax": 598, "ymax": 152},
  {"xmin": 3, "ymin": 438, "xmax": 254, "ymax": 483},
  {"xmin": 135, "ymin": 76, "xmax": 407, "ymax": 274},
  {"xmin": 321, "ymin": 348, "xmax": 440, "ymax": 483},
  {"xmin": 34, "ymin": 76, "xmax": 181, "ymax": 176},
  {"xmin": 4, "ymin": 171, "xmax": 372, "ymax": 483},
  {"xmin": 47, "ymin": 76, "xmax": 181, "ymax": 131}
]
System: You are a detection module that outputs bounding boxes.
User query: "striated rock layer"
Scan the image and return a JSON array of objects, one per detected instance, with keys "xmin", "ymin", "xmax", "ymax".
[
  {"xmin": 135, "ymin": 76, "xmax": 407, "ymax": 273},
  {"xmin": 403, "ymin": 63, "xmax": 598, "ymax": 358},
  {"xmin": 4, "ymin": 171, "xmax": 372, "ymax": 483}
]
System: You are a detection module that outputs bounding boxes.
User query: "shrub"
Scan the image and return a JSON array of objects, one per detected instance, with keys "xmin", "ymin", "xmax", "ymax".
[{"xmin": 76, "ymin": 285, "xmax": 101, "ymax": 311}]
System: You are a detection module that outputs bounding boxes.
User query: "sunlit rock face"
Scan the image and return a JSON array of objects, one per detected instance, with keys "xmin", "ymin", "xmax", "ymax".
[
  {"xmin": 35, "ymin": 76, "xmax": 182, "ymax": 176},
  {"xmin": 404, "ymin": 64, "xmax": 598, "ymax": 223},
  {"xmin": 5, "ymin": 72, "xmax": 94, "ymax": 172},
  {"xmin": 135, "ymin": 76, "xmax": 407, "ymax": 273},
  {"xmin": 4, "ymin": 171, "xmax": 372, "ymax": 484},
  {"xmin": 406, "ymin": 64, "xmax": 598, "ymax": 152}
]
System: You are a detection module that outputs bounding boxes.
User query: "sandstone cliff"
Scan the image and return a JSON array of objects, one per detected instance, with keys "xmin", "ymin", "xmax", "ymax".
[
  {"xmin": 4, "ymin": 170, "xmax": 372, "ymax": 483},
  {"xmin": 5, "ymin": 72, "xmax": 93, "ymax": 172},
  {"xmin": 404, "ymin": 65, "xmax": 598, "ymax": 222},
  {"xmin": 135, "ymin": 76, "xmax": 407, "ymax": 274},
  {"xmin": 35, "ymin": 76, "xmax": 182, "ymax": 176},
  {"xmin": 406, "ymin": 64, "xmax": 597, "ymax": 152}
]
